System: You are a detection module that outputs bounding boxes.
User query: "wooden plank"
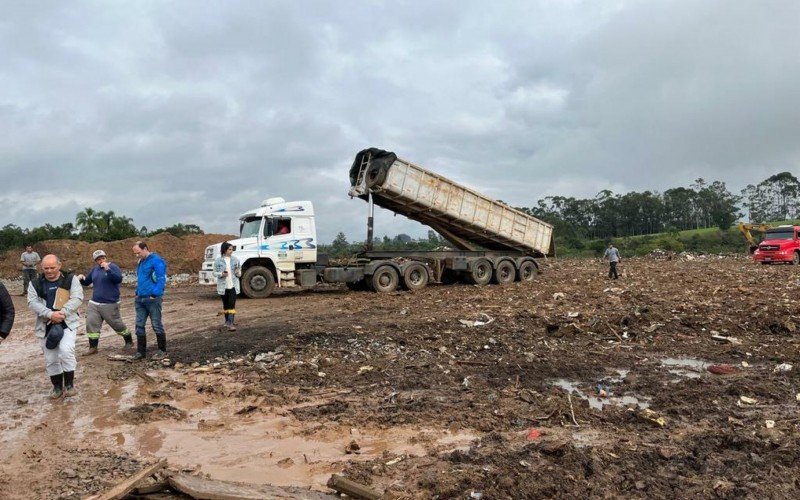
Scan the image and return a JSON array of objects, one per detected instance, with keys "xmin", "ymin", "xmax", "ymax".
[
  {"xmin": 85, "ymin": 459, "xmax": 167, "ymax": 500},
  {"xmin": 326, "ymin": 474, "xmax": 383, "ymax": 500},
  {"xmin": 168, "ymin": 473, "xmax": 332, "ymax": 500}
]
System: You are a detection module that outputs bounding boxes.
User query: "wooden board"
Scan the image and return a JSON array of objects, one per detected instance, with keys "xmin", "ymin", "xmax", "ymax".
[
  {"xmin": 168, "ymin": 474, "xmax": 333, "ymax": 500},
  {"xmin": 85, "ymin": 459, "xmax": 167, "ymax": 500}
]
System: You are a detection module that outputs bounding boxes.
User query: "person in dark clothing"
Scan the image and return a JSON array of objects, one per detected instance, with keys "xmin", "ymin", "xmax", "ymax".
[
  {"xmin": 0, "ymin": 283, "xmax": 14, "ymax": 345},
  {"xmin": 78, "ymin": 249, "xmax": 132, "ymax": 355},
  {"xmin": 213, "ymin": 242, "xmax": 242, "ymax": 331}
]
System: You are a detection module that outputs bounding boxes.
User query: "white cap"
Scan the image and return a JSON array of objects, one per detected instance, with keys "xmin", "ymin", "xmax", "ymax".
[{"xmin": 92, "ymin": 249, "xmax": 107, "ymax": 260}]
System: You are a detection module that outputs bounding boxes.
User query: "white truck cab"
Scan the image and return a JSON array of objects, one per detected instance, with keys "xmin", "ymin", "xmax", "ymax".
[{"xmin": 199, "ymin": 197, "xmax": 318, "ymax": 297}]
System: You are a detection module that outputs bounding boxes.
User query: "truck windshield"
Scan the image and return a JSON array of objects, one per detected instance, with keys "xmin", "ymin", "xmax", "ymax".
[
  {"xmin": 765, "ymin": 230, "xmax": 794, "ymax": 240},
  {"xmin": 239, "ymin": 217, "xmax": 262, "ymax": 238}
]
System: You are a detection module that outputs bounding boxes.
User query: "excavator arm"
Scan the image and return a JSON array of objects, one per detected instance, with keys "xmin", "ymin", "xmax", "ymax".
[{"xmin": 738, "ymin": 222, "xmax": 772, "ymax": 253}]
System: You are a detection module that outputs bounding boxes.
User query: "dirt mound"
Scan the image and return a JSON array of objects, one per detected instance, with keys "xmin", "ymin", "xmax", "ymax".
[
  {"xmin": 0, "ymin": 232, "xmax": 235, "ymax": 278},
  {"xmin": 120, "ymin": 403, "xmax": 187, "ymax": 424}
]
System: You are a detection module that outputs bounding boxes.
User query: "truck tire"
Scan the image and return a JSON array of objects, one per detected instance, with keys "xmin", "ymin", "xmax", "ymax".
[
  {"xmin": 402, "ymin": 263, "xmax": 429, "ymax": 291},
  {"xmin": 492, "ymin": 260, "xmax": 516, "ymax": 285},
  {"xmin": 366, "ymin": 164, "xmax": 388, "ymax": 188},
  {"xmin": 241, "ymin": 266, "xmax": 276, "ymax": 298},
  {"xmin": 467, "ymin": 259, "xmax": 492, "ymax": 286},
  {"xmin": 517, "ymin": 261, "xmax": 538, "ymax": 281},
  {"xmin": 793, "ymin": 252, "xmax": 800, "ymax": 266},
  {"xmin": 371, "ymin": 265, "xmax": 399, "ymax": 293}
]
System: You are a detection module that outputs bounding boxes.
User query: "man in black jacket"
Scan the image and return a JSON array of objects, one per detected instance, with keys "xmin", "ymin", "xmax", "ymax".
[{"xmin": 0, "ymin": 282, "xmax": 14, "ymax": 344}]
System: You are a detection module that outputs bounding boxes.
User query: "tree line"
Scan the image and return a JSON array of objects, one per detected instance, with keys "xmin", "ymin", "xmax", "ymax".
[
  {"xmin": 0, "ymin": 208, "xmax": 203, "ymax": 253},
  {"xmin": 516, "ymin": 172, "xmax": 799, "ymax": 249}
]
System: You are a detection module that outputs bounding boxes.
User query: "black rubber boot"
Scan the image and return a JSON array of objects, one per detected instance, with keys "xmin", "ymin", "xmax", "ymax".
[
  {"xmin": 50, "ymin": 374, "xmax": 63, "ymax": 399},
  {"xmin": 133, "ymin": 336, "xmax": 146, "ymax": 360},
  {"xmin": 63, "ymin": 371, "xmax": 76, "ymax": 396},
  {"xmin": 89, "ymin": 338, "xmax": 99, "ymax": 349},
  {"xmin": 156, "ymin": 334, "xmax": 166, "ymax": 352},
  {"xmin": 122, "ymin": 334, "xmax": 133, "ymax": 347}
]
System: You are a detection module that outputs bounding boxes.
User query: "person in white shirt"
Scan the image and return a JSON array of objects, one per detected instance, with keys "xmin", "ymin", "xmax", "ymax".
[{"xmin": 212, "ymin": 242, "xmax": 242, "ymax": 331}]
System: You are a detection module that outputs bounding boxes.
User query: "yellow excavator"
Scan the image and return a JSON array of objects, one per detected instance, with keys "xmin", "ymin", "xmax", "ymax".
[{"xmin": 738, "ymin": 222, "xmax": 772, "ymax": 253}]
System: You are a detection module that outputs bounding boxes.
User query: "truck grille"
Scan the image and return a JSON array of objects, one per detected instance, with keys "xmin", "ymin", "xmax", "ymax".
[{"xmin": 760, "ymin": 245, "xmax": 780, "ymax": 251}]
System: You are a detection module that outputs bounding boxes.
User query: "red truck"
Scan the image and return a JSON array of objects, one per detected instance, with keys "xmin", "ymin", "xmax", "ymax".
[{"xmin": 753, "ymin": 225, "xmax": 800, "ymax": 265}]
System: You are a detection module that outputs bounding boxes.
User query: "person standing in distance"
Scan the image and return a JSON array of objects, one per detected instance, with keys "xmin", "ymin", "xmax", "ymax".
[
  {"xmin": 27, "ymin": 254, "xmax": 83, "ymax": 398},
  {"xmin": 213, "ymin": 242, "xmax": 242, "ymax": 331},
  {"xmin": 0, "ymin": 282, "xmax": 14, "ymax": 346},
  {"xmin": 78, "ymin": 249, "xmax": 133, "ymax": 355},
  {"xmin": 20, "ymin": 245, "xmax": 41, "ymax": 296},
  {"xmin": 604, "ymin": 243, "xmax": 621, "ymax": 280},
  {"xmin": 131, "ymin": 241, "xmax": 168, "ymax": 360}
]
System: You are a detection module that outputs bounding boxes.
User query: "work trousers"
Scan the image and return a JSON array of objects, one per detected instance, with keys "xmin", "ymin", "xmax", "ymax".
[
  {"xmin": 135, "ymin": 296, "xmax": 166, "ymax": 351},
  {"xmin": 86, "ymin": 302, "xmax": 130, "ymax": 344},
  {"xmin": 22, "ymin": 269, "xmax": 37, "ymax": 294},
  {"xmin": 608, "ymin": 261, "xmax": 619, "ymax": 279},
  {"xmin": 40, "ymin": 327, "xmax": 77, "ymax": 376}
]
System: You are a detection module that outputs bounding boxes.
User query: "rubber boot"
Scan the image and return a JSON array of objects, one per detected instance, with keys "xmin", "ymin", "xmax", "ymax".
[
  {"xmin": 227, "ymin": 314, "xmax": 237, "ymax": 331},
  {"xmin": 133, "ymin": 336, "xmax": 146, "ymax": 360},
  {"xmin": 153, "ymin": 334, "xmax": 167, "ymax": 359},
  {"xmin": 122, "ymin": 333, "xmax": 133, "ymax": 348},
  {"xmin": 63, "ymin": 371, "xmax": 76, "ymax": 397},
  {"xmin": 223, "ymin": 313, "xmax": 230, "ymax": 330},
  {"xmin": 50, "ymin": 374, "xmax": 64, "ymax": 399},
  {"xmin": 85, "ymin": 337, "xmax": 99, "ymax": 356}
]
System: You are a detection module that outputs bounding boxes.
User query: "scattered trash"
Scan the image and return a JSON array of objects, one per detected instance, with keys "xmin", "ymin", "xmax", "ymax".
[
  {"xmin": 459, "ymin": 313, "xmax": 495, "ymax": 327},
  {"xmin": 358, "ymin": 365, "xmax": 374, "ymax": 375},
  {"xmin": 635, "ymin": 408, "xmax": 666, "ymax": 427},
  {"xmin": 552, "ymin": 292, "xmax": 566, "ymax": 301},
  {"xmin": 595, "ymin": 384, "xmax": 609, "ymax": 397},
  {"xmin": 567, "ymin": 311, "xmax": 580, "ymax": 318},
  {"xmin": 773, "ymin": 363, "xmax": 793, "ymax": 373},
  {"xmin": 765, "ymin": 420, "xmax": 776, "ymax": 429},
  {"xmin": 741, "ymin": 361, "xmax": 750, "ymax": 368},
  {"xmin": 710, "ymin": 334, "xmax": 741, "ymax": 345},
  {"xmin": 707, "ymin": 364, "xmax": 737, "ymax": 375},
  {"xmin": 470, "ymin": 492, "xmax": 483, "ymax": 500},
  {"xmin": 385, "ymin": 456, "xmax": 404, "ymax": 466},
  {"xmin": 739, "ymin": 396, "xmax": 757, "ymax": 405},
  {"xmin": 519, "ymin": 460, "xmax": 531, "ymax": 468},
  {"xmin": 526, "ymin": 428, "xmax": 541, "ymax": 440}
]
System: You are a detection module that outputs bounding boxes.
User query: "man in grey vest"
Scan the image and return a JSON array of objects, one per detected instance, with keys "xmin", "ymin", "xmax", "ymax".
[{"xmin": 20, "ymin": 245, "xmax": 41, "ymax": 296}]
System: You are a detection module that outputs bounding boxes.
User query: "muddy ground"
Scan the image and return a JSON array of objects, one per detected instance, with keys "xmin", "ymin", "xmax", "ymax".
[{"xmin": 1, "ymin": 255, "xmax": 799, "ymax": 499}]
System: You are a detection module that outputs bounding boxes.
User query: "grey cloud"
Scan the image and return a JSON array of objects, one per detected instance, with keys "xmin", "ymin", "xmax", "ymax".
[{"xmin": 1, "ymin": 0, "xmax": 799, "ymax": 244}]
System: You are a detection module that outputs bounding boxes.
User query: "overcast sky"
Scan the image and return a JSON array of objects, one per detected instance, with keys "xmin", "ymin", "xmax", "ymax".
[{"xmin": 2, "ymin": 0, "xmax": 799, "ymax": 243}]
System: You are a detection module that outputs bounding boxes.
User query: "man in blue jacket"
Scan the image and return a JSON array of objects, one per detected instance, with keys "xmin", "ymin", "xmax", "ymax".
[
  {"xmin": 78, "ymin": 249, "xmax": 132, "ymax": 355},
  {"xmin": 131, "ymin": 241, "xmax": 168, "ymax": 360}
]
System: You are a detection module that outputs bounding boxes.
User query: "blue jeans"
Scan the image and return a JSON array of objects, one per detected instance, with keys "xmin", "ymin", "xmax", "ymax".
[{"xmin": 135, "ymin": 296, "xmax": 165, "ymax": 338}]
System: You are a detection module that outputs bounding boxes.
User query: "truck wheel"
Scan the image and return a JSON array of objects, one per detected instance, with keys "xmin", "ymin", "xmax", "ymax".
[
  {"xmin": 371, "ymin": 265, "xmax": 399, "ymax": 293},
  {"xmin": 517, "ymin": 261, "xmax": 538, "ymax": 282},
  {"xmin": 793, "ymin": 252, "xmax": 800, "ymax": 265},
  {"xmin": 241, "ymin": 266, "xmax": 276, "ymax": 298},
  {"xmin": 492, "ymin": 260, "xmax": 516, "ymax": 285},
  {"xmin": 467, "ymin": 259, "xmax": 492, "ymax": 286},
  {"xmin": 402, "ymin": 263, "xmax": 429, "ymax": 290},
  {"xmin": 366, "ymin": 165, "xmax": 388, "ymax": 188}
]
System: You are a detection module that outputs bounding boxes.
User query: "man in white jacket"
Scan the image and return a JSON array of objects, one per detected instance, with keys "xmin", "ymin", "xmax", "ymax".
[{"xmin": 27, "ymin": 254, "xmax": 83, "ymax": 399}]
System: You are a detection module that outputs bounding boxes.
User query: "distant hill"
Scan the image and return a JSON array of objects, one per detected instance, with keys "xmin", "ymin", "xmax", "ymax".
[{"xmin": 0, "ymin": 232, "xmax": 236, "ymax": 278}]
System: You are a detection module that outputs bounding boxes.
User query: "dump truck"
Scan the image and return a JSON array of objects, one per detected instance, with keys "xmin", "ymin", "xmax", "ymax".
[{"xmin": 199, "ymin": 147, "xmax": 554, "ymax": 297}]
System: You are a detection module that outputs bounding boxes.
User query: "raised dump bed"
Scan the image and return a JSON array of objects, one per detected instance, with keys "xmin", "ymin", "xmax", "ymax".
[{"xmin": 349, "ymin": 148, "xmax": 554, "ymax": 257}]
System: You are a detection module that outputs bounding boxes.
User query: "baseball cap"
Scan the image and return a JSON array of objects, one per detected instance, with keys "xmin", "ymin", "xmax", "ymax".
[{"xmin": 92, "ymin": 249, "xmax": 107, "ymax": 260}]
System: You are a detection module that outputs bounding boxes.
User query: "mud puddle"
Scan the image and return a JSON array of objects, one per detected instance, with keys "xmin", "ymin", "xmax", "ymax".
[
  {"xmin": 552, "ymin": 377, "xmax": 650, "ymax": 410},
  {"xmin": 661, "ymin": 357, "xmax": 710, "ymax": 380},
  {"xmin": 71, "ymin": 378, "xmax": 478, "ymax": 490}
]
